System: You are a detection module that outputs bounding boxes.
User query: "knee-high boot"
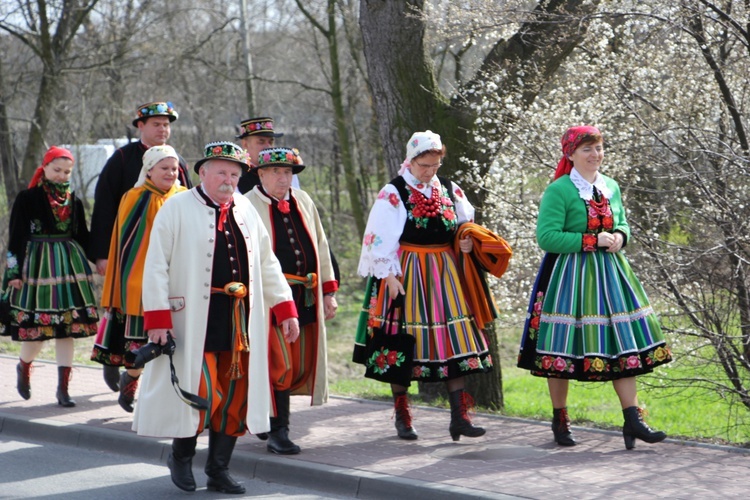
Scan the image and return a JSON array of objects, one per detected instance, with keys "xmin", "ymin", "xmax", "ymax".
[
  {"xmin": 205, "ymin": 429, "xmax": 245, "ymax": 494},
  {"xmin": 167, "ymin": 435, "xmax": 197, "ymax": 492},
  {"xmin": 448, "ymin": 389, "xmax": 485, "ymax": 441},
  {"xmin": 622, "ymin": 406, "xmax": 667, "ymax": 450},
  {"xmin": 393, "ymin": 391, "xmax": 418, "ymax": 440},
  {"xmin": 266, "ymin": 389, "xmax": 301, "ymax": 455},
  {"xmin": 56, "ymin": 366, "xmax": 76, "ymax": 407},
  {"xmin": 17, "ymin": 359, "xmax": 32, "ymax": 400}
]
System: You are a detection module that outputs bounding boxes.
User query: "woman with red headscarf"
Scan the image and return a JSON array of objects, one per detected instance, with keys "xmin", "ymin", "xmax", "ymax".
[
  {"xmin": 1, "ymin": 146, "xmax": 99, "ymax": 407},
  {"xmin": 517, "ymin": 126, "xmax": 672, "ymax": 450}
]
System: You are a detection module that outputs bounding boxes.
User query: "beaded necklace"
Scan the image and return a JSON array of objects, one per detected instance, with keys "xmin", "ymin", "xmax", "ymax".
[
  {"xmin": 405, "ymin": 182, "xmax": 457, "ymax": 230},
  {"xmin": 586, "ymin": 188, "xmax": 613, "ymax": 232}
]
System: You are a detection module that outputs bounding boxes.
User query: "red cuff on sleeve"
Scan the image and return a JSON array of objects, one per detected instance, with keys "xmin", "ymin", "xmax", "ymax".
[
  {"xmin": 143, "ymin": 310, "xmax": 173, "ymax": 331},
  {"xmin": 322, "ymin": 280, "xmax": 339, "ymax": 294},
  {"xmin": 582, "ymin": 234, "xmax": 597, "ymax": 252},
  {"xmin": 271, "ymin": 300, "xmax": 298, "ymax": 324}
]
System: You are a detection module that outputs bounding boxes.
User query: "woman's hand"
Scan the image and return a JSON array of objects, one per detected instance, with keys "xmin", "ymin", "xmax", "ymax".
[
  {"xmin": 96, "ymin": 259, "xmax": 108, "ymax": 276},
  {"xmin": 458, "ymin": 236, "xmax": 473, "ymax": 253},
  {"xmin": 8, "ymin": 279, "xmax": 22, "ymax": 290},
  {"xmin": 597, "ymin": 232, "xmax": 624, "ymax": 253},
  {"xmin": 385, "ymin": 273, "xmax": 405, "ymax": 300}
]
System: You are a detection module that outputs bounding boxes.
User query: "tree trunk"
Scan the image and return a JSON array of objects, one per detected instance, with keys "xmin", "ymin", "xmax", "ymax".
[
  {"xmin": 21, "ymin": 69, "xmax": 59, "ymax": 182},
  {"xmin": 360, "ymin": 0, "xmax": 602, "ymax": 409},
  {"xmin": 239, "ymin": 0, "xmax": 256, "ymax": 117},
  {"xmin": 295, "ymin": 0, "xmax": 368, "ymax": 238},
  {"xmin": 0, "ymin": 57, "xmax": 21, "ymax": 201},
  {"xmin": 327, "ymin": 0, "xmax": 366, "ymax": 238}
]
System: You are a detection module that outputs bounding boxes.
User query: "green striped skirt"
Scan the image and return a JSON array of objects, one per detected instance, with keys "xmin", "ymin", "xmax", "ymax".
[
  {"xmin": 1, "ymin": 236, "xmax": 99, "ymax": 341},
  {"xmin": 517, "ymin": 250, "xmax": 672, "ymax": 381}
]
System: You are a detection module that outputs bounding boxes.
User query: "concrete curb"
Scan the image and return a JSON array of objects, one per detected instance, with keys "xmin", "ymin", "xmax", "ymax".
[{"xmin": 0, "ymin": 411, "xmax": 521, "ymax": 499}]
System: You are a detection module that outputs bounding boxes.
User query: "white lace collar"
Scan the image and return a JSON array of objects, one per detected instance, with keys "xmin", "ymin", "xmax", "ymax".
[
  {"xmin": 569, "ymin": 168, "xmax": 612, "ymax": 200},
  {"xmin": 402, "ymin": 168, "xmax": 439, "ymax": 196}
]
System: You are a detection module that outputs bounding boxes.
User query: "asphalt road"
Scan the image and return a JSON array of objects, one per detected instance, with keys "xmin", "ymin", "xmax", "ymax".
[{"xmin": 0, "ymin": 435, "xmax": 347, "ymax": 499}]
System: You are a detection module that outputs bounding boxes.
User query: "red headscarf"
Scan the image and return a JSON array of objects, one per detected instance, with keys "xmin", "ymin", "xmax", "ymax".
[
  {"xmin": 553, "ymin": 125, "xmax": 602, "ymax": 180},
  {"xmin": 28, "ymin": 146, "xmax": 75, "ymax": 188}
]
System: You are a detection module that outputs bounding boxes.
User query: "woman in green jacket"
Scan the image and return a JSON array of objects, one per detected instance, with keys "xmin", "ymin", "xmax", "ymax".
[{"xmin": 517, "ymin": 125, "xmax": 672, "ymax": 450}]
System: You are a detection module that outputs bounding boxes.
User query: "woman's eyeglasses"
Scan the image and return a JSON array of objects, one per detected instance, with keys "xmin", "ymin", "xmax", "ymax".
[{"xmin": 415, "ymin": 161, "xmax": 441, "ymax": 169}]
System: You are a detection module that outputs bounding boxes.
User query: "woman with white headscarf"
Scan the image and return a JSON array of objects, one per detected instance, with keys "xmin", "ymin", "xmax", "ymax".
[
  {"xmin": 354, "ymin": 130, "xmax": 492, "ymax": 442},
  {"xmin": 91, "ymin": 145, "xmax": 186, "ymax": 412}
]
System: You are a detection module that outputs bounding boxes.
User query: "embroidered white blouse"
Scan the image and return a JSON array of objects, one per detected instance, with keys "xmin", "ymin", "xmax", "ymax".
[
  {"xmin": 357, "ymin": 169, "xmax": 475, "ymax": 279},
  {"xmin": 569, "ymin": 167, "xmax": 613, "ymax": 200}
]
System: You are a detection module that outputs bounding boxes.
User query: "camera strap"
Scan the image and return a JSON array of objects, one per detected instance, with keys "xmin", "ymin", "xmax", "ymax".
[{"xmin": 167, "ymin": 352, "xmax": 209, "ymax": 411}]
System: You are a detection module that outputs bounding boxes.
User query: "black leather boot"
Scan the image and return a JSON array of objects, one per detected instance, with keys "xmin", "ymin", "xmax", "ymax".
[
  {"xmin": 622, "ymin": 406, "xmax": 667, "ymax": 450},
  {"xmin": 205, "ymin": 430, "xmax": 245, "ymax": 494},
  {"xmin": 56, "ymin": 366, "xmax": 76, "ymax": 407},
  {"xmin": 17, "ymin": 359, "xmax": 32, "ymax": 400},
  {"xmin": 118, "ymin": 371, "xmax": 139, "ymax": 413},
  {"xmin": 552, "ymin": 407, "xmax": 577, "ymax": 446},
  {"xmin": 267, "ymin": 389, "xmax": 301, "ymax": 455},
  {"xmin": 448, "ymin": 389, "xmax": 485, "ymax": 441},
  {"xmin": 393, "ymin": 391, "xmax": 418, "ymax": 440},
  {"xmin": 102, "ymin": 365, "xmax": 121, "ymax": 392},
  {"xmin": 167, "ymin": 436, "xmax": 197, "ymax": 492}
]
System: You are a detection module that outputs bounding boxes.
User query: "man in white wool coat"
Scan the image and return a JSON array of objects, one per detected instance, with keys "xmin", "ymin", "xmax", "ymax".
[{"xmin": 133, "ymin": 141, "xmax": 299, "ymax": 494}]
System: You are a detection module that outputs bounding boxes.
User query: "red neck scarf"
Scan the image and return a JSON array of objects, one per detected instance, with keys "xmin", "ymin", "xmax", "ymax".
[{"xmin": 217, "ymin": 203, "xmax": 231, "ymax": 231}]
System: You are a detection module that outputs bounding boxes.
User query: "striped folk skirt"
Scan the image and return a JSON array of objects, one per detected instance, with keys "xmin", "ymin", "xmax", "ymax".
[
  {"xmin": 1, "ymin": 236, "xmax": 99, "ymax": 341},
  {"xmin": 354, "ymin": 244, "xmax": 492, "ymax": 383},
  {"xmin": 91, "ymin": 309, "xmax": 147, "ymax": 367},
  {"xmin": 517, "ymin": 250, "xmax": 672, "ymax": 381}
]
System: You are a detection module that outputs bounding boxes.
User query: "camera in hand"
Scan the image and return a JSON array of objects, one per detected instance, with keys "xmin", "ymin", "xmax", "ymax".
[{"xmin": 125, "ymin": 332, "xmax": 176, "ymax": 369}]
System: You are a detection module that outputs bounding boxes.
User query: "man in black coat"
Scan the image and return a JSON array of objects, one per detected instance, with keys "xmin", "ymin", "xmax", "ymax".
[
  {"xmin": 235, "ymin": 116, "xmax": 284, "ymax": 194},
  {"xmin": 88, "ymin": 101, "xmax": 192, "ymax": 392}
]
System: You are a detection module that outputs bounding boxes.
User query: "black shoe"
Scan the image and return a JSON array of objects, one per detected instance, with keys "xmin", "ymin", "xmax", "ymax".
[
  {"xmin": 622, "ymin": 406, "xmax": 667, "ymax": 450},
  {"xmin": 206, "ymin": 471, "xmax": 246, "ymax": 494},
  {"xmin": 167, "ymin": 453, "xmax": 196, "ymax": 492},
  {"xmin": 102, "ymin": 365, "xmax": 121, "ymax": 392},
  {"xmin": 168, "ymin": 436, "xmax": 197, "ymax": 492},
  {"xmin": 267, "ymin": 427, "xmax": 301, "ymax": 455},
  {"xmin": 552, "ymin": 407, "xmax": 577, "ymax": 446},
  {"xmin": 205, "ymin": 430, "xmax": 245, "ymax": 494},
  {"xmin": 393, "ymin": 392, "xmax": 418, "ymax": 440},
  {"xmin": 118, "ymin": 372, "xmax": 139, "ymax": 413},
  {"xmin": 56, "ymin": 366, "xmax": 76, "ymax": 407},
  {"xmin": 448, "ymin": 389, "xmax": 485, "ymax": 441},
  {"xmin": 16, "ymin": 361, "xmax": 31, "ymax": 400},
  {"xmin": 255, "ymin": 432, "xmax": 269, "ymax": 441}
]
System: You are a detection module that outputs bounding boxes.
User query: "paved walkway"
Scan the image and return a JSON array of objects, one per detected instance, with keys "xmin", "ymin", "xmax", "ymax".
[{"xmin": 0, "ymin": 356, "xmax": 748, "ymax": 499}]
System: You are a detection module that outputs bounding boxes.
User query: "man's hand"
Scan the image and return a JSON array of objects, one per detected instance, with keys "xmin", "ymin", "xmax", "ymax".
[
  {"xmin": 7, "ymin": 279, "xmax": 22, "ymax": 290},
  {"xmin": 324, "ymin": 294, "xmax": 338, "ymax": 320},
  {"xmin": 281, "ymin": 317, "xmax": 300, "ymax": 343},
  {"xmin": 147, "ymin": 328, "xmax": 171, "ymax": 345},
  {"xmin": 96, "ymin": 259, "xmax": 108, "ymax": 276}
]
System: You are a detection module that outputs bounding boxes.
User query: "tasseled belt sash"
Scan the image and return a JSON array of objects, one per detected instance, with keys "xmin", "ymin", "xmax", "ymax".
[
  {"xmin": 210, "ymin": 282, "xmax": 249, "ymax": 380},
  {"xmin": 283, "ymin": 272, "xmax": 318, "ymax": 307}
]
